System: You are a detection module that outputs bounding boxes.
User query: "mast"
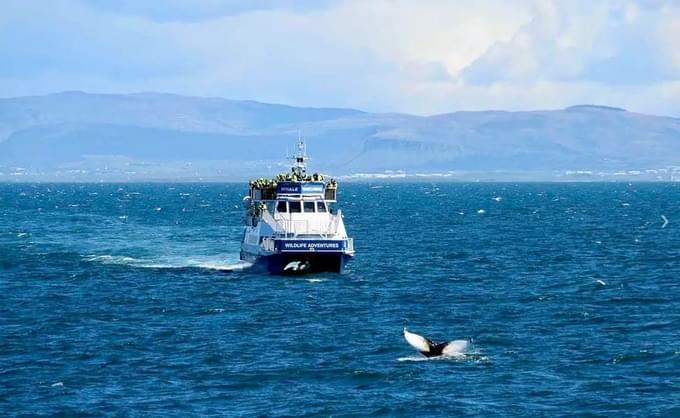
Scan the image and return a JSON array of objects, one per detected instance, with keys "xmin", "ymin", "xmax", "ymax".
[{"xmin": 290, "ymin": 138, "xmax": 308, "ymax": 178}]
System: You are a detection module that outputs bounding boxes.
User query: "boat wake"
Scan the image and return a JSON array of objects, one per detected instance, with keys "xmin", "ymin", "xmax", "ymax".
[{"xmin": 84, "ymin": 254, "xmax": 252, "ymax": 272}]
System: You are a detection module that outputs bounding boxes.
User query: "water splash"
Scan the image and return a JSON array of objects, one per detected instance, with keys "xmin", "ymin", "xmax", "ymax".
[{"xmin": 397, "ymin": 352, "xmax": 488, "ymax": 363}]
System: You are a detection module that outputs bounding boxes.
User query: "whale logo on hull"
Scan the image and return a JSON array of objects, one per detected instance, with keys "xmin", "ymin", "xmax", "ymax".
[
  {"xmin": 403, "ymin": 328, "xmax": 469, "ymax": 358},
  {"xmin": 284, "ymin": 260, "xmax": 311, "ymax": 273}
]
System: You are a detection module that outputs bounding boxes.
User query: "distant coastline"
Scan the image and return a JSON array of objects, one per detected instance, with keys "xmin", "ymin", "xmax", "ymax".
[{"xmin": 1, "ymin": 92, "xmax": 678, "ymax": 182}]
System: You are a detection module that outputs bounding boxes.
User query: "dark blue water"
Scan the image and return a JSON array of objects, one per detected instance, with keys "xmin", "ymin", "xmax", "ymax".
[{"xmin": 1, "ymin": 182, "xmax": 679, "ymax": 416}]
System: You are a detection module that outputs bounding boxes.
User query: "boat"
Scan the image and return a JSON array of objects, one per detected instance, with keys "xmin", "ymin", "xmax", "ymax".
[{"xmin": 239, "ymin": 140, "xmax": 355, "ymax": 274}]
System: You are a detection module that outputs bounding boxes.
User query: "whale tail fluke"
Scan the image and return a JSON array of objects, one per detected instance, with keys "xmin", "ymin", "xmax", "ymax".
[
  {"xmin": 403, "ymin": 328, "xmax": 433, "ymax": 355},
  {"xmin": 403, "ymin": 328, "xmax": 469, "ymax": 358},
  {"xmin": 440, "ymin": 339, "xmax": 470, "ymax": 356}
]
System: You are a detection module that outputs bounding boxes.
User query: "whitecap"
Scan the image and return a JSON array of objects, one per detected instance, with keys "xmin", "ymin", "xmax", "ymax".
[
  {"xmin": 306, "ymin": 278, "xmax": 326, "ymax": 283},
  {"xmin": 477, "ymin": 209, "xmax": 486, "ymax": 214}
]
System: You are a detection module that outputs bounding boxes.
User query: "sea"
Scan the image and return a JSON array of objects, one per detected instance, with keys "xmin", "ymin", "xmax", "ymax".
[{"xmin": 1, "ymin": 182, "xmax": 679, "ymax": 416}]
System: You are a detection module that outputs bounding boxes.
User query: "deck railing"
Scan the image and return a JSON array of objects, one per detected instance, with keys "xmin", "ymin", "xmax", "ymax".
[{"xmin": 269, "ymin": 213, "xmax": 342, "ymax": 238}]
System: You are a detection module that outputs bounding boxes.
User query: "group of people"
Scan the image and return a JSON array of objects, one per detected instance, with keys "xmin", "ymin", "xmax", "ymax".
[
  {"xmin": 248, "ymin": 177, "xmax": 277, "ymax": 190},
  {"xmin": 249, "ymin": 172, "xmax": 329, "ymax": 190},
  {"xmin": 275, "ymin": 172, "xmax": 325, "ymax": 182}
]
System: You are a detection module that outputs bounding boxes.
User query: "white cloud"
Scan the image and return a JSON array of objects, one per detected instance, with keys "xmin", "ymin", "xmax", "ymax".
[
  {"xmin": 460, "ymin": 0, "xmax": 677, "ymax": 85},
  {"xmin": 657, "ymin": 3, "xmax": 680, "ymax": 73},
  {"xmin": 0, "ymin": 0, "xmax": 677, "ymax": 116},
  {"xmin": 80, "ymin": 0, "xmax": 332, "ymax": 22}
]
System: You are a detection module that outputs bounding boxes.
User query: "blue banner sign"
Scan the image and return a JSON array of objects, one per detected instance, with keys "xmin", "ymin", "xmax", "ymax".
[
  {"xmin": 277, "ymin": 182, "xmax": 324, "ymax": 195},
  {"xmin": 302, "ymin": 183, "xmax": 324, "ymax": 194},
  {"xmin": 276, "ymin": 240, "xmax": 345, "ymax": 252},
  {"xmin": 277, "ymin": 183, "xmax": 301, "ymax": 194}
]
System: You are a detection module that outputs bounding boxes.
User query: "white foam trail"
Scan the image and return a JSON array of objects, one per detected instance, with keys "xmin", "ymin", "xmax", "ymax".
[
  {"xmin": 85, "ymin": 254, "xmax": 252, "ymax": 272},
  {"xmin": 189, "ymin": 260, "xmax": 252, "ymax": 271},
  {"xmin": 661, "ymin": 215, "xmax": 668, "ymax": 228},
  {"xmin": 85, "ymin": 255, "xmax": 138, "ymax": 264}
]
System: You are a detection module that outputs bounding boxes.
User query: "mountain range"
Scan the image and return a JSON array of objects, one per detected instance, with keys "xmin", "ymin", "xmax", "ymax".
[{"xmin": 1, "ymin": 91, "xmax": 678, "ymax": 181}]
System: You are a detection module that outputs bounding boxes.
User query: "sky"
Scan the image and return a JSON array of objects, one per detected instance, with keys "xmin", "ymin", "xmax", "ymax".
[{"xmin": 1, "ymin": 0, "xmax": 679, "ymax": 116}]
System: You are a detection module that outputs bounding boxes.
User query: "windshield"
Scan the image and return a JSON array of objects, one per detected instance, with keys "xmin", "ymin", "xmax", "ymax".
[{"xmin": 289, "ymin": 201, "xmax": 301, "ymax": 213}]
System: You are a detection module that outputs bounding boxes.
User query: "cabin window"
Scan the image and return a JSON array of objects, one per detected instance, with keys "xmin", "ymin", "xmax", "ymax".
[
  {"xmin": 289, "ymin": 201, "xmax": 302, "ymax": 213},
  {"xmin": 276, "ymin": 201, "xmax": 287, "ymax": 213},
  {"xmin": 304, "ymin": 202, "xmax": 315, "ymax": 213},
  {"xmin": 316, "ymin": 202, "xmax": 327, "ymax": 212}
]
